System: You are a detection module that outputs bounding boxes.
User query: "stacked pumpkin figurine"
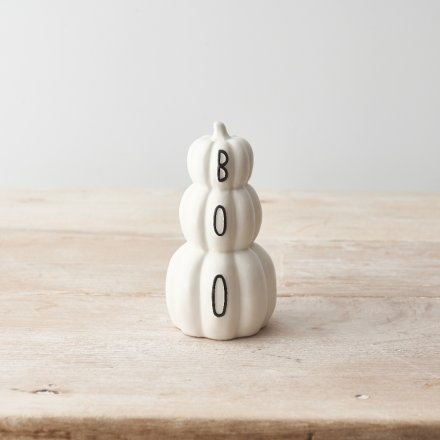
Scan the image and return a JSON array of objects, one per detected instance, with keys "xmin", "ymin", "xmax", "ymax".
[{"xmin": 166, "ymin": 122, "xmax": 276, "ymax": 340}]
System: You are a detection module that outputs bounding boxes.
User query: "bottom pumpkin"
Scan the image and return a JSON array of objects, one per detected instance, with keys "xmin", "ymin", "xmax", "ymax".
[{"xmin": 166, "ymin": 243, "xmax": 277, "ymax": 340}]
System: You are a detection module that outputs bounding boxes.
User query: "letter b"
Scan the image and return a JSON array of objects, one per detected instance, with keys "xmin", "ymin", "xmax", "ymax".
[{"xmin": 217, "ymin": 149, "xmax": 229, "ymax": 182}]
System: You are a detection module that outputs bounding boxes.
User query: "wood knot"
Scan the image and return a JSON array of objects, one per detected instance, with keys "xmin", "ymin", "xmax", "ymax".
[{"xmin": 33, "ymin": 388, "xmax": 59, "ymax": 395}]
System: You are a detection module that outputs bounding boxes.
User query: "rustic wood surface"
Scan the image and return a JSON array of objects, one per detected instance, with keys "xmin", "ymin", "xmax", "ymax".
[{"xmin": 0, "ymin": 189, "xmax": 439, "ymax": 439}]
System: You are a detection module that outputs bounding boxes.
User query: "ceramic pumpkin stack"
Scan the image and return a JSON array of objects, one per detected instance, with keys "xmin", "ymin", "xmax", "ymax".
[{"xmin": 166, "ymin": 122, "xmax": 276, "ymax": 340}]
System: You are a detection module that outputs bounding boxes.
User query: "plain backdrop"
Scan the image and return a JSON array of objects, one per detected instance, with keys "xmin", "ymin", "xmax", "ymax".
[{"xmin": 0, "ymin": 0, "xmax": 439, "ymax": 191}]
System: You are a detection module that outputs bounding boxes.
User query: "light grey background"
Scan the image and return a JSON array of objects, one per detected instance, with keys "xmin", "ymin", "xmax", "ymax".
[{"xmin": 1, "ymin": 0, "xmax": 439, "ymax": 191}]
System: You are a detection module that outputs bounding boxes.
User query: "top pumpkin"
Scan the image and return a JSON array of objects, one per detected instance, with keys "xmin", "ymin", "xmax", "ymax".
[{"xmin": 187, "ymin": 122, "xmax": 254, "ymax": 189}]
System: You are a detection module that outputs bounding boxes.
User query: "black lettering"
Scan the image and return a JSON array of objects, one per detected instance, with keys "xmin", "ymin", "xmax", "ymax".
[
  {"xmin": 213, "ymin": 205, "xmax": 227, "ymax": 236},
  {"xmin": 217, "ymin": 149, "xmax": 229, "ymax": 182},
  {"xmin": 212, "ymin": 275, "xmax": 227, "ymax": 317}
]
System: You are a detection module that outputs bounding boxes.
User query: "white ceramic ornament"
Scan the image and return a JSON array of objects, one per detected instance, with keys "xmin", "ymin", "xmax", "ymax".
[{"xmin": 166, "ymin": 122, "xmax": 276, "ymax": 340}]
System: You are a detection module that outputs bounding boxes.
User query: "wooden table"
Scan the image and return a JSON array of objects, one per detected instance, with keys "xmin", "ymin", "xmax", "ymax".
[{"xmin": 1, "ymin": 190, "xmax": 439, "ymax": 439}]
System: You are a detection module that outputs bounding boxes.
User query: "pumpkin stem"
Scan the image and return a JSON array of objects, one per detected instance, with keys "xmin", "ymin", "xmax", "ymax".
[{"xmin": 212, "ymin": 121, "xmax": 230, "ymax": 139}]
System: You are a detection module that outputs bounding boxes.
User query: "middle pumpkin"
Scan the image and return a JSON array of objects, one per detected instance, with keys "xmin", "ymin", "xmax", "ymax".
[{"xmin": 180, "ymin": 183, "xmax": 262, "ymax": 252}]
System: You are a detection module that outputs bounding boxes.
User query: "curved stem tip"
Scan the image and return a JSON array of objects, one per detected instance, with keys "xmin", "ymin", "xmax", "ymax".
[{"xmin": 212, "ymin": 121, "xmax": 230, "ymax": 139}]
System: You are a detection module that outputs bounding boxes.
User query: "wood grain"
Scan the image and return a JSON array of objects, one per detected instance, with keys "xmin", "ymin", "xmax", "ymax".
[{"xmin": 0, "ymin": 190, "xmax": 439, "ymax": 439}]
